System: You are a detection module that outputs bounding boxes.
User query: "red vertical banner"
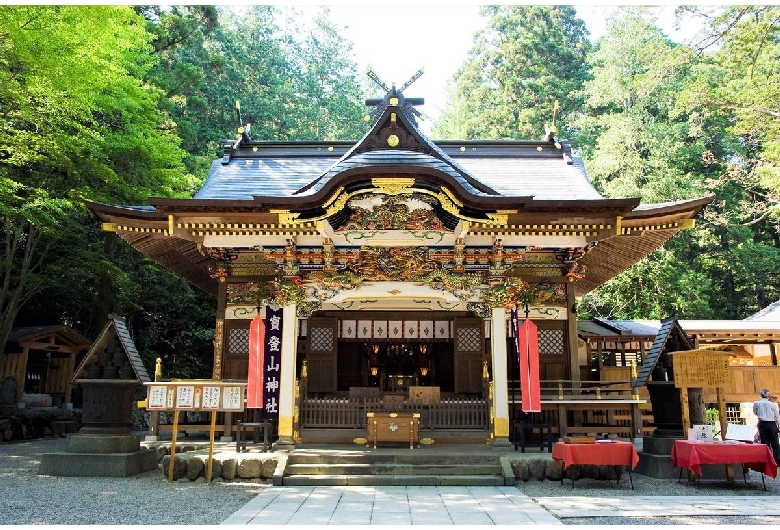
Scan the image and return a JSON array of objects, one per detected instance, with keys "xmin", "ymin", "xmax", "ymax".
[
  {"xmin": 246, "ymin": 313, "xmax": 265, "ymax": 408},
  {"xmin": 518, "ymin": 316, "xmax": 541, "ymax": 412}
]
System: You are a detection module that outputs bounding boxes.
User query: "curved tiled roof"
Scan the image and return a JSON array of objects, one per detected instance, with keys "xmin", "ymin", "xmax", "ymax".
[
  {"xmin": 192, "ymin": 142, "xmax": 602, "ymax": 203},
  {"xmin": 86, "ymin": 82, "xmax": 713, "ymax": 297}
]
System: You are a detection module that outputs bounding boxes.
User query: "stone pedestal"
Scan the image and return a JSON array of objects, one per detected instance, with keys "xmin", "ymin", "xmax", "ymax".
[
  {"xmin": 38, "ymin": 433, "xmax": 158, "ymax": 477},
  {"xmin": 634, "ymin": 435, "xmax": 679, "ymax": 478},
  {"xmin": 635, "ymin": 435, "xmax": 736, "ymax": 481}
]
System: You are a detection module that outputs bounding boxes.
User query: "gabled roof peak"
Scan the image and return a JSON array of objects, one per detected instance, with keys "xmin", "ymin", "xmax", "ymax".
[
  {"xmin": 363, "ymin": 68, "xmax": 425, "ymax": 128},
  {"xmin": 294, "ymin": 68, "xmax": 501, "ymax": 197}
]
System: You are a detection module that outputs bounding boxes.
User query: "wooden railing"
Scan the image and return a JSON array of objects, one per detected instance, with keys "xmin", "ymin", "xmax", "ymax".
[
  {"xmin": 508, "ymin": 379, "xmax": 639, "ymax": 400},
  {"xmin": 300, "ymin": 397, "xmax": 489, "ymax": 430}
]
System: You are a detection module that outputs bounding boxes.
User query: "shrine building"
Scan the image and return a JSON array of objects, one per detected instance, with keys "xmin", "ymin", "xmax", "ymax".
[{"xmin": 87, "ymin": 74, "xmax": 713, "ymax": 447}]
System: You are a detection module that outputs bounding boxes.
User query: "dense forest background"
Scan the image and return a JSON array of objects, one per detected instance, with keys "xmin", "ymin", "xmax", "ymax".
[{"xmin": 1, "ymin": 5, "xmax": 778, "ymax": 378}]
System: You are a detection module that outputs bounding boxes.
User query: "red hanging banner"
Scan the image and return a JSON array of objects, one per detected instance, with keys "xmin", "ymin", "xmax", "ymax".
[
  {"xmin": 518, "ymin": 316, "xmax": 541, "ymax": 412},
  {"xmin": 246, "ymin": 313, "xmax": 265, "ymax": 409}
]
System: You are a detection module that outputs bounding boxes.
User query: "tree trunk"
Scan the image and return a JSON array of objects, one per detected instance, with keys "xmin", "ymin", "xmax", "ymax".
[{"xmin": 91, "ymin": 231, "xmax": 117, "ymax": 339}]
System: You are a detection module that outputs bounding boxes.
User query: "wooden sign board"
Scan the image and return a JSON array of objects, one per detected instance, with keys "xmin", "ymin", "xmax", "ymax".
[
  {"xmin": 408, "ymin": 386, "xmax": 440, "ymax": 405},
  {"xmin": 671, "ymin": 350, "xmax": 732, "ymax": 388},
  {"xmin": 144, "ymin": 381, "xmax": 247, "ymax": 412}
]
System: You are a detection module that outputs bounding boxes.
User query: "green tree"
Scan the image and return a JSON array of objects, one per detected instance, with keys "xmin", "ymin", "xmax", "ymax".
[
  {"xmin": 136, "ymin": 5, "xmax": 220, "ymax": 178},
  {"xmin": 0, "ymin": 6, "xmax": 193, "ymax": 356},
  {"xmin": 578, "ymin": 6, "xmax": 780, "ymax": 319},
  {"xmin": 572, "ymin": 8, "xmax": 704, "ymax": 203},
  {"xmin": 286, "ymin": 7, "xmax": 366, "ymax": 140},
  {"xmin": 433, "ymin": 5, "xmax": 591, "ymax": 140},
  {"xmin": 674, "ymin": 6, "xmax": 780, "ymax": 316}
]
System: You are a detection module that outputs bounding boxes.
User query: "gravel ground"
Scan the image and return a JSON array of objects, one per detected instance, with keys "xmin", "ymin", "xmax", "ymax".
[
  {"xmin": 0, "ymin": 436, "xmax": 267, "ymax": 525},
  {"xmin": 3, "ymin": 436, "xmax": 780, "ymax": 525},
  {"xmin": 518, "ymin": 469, "xmax": 780, "ymax": 526}
]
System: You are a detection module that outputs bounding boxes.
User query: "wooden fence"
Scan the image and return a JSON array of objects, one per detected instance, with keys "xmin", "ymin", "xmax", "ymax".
[{"xmin": 300, "ymin": 397, "xmax": 489, "ymax": 430}]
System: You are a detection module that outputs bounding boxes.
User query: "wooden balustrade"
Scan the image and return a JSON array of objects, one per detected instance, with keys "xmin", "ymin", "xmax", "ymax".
[{"xmin": 300, "ymin": 396, "xmax": 489, "ymax": 430}]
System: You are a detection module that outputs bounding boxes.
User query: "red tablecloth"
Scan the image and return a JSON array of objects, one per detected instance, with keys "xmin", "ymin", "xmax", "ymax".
[
  {"xmin": 552, "ymin": 441, "xmax": 639, "ymax": 470},
  {"xmin": 670, "ymin": 440, "xmax": 778, "ymax": 478}
]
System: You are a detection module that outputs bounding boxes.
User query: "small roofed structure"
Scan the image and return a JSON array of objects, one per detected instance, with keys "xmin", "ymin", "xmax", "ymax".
[
  {"xmin": 0, "ymin": 325, "xmax": 91, "ymax": 406},
  {"xmin": 72, "ymin": 315, "xmax": 150, "ymax": 384},
  {"xmin": 71, "ymin": 315, "xmax": 150, "ymax": 436}
]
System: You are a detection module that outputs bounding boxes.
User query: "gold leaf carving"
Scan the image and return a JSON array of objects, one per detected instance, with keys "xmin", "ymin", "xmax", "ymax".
[{"xmin": 372, "ymin": 177, "xmax": 415, "ymax": 195}]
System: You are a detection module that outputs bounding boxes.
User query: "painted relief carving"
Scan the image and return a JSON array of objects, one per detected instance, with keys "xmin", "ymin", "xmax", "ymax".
[
  {"xmin": 337, "ymin": 193, "xmax": 448, "ymax": 232},
  {"xmin": 352, "ymin": 246, "xmax": 437, "ymax": 281},
  {"xmin": 480, "ymin": 278, "xmax": 566, "ymax": 309},
  {"xmin": 418, "ymin": 269, "xmax": 486, "ymax": 300}
]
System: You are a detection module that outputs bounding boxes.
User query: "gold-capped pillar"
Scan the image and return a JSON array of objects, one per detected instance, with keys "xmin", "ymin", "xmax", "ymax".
[
  {"xmin": 276, "ymin": 303, "xmax": 299, "ymax": 448},
  {"xmin": 491, "ymin": 306, "xmax": 511, "ymax": 446}
]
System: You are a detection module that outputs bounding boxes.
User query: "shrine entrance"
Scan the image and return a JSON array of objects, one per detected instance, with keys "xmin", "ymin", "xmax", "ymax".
[
  {"xmin": 305, "ymin": 314, "xmax": 486, "ymax": 398},
  {"xmin": 336, "ymin": 341, "xmax": 454, "ymax": 393}
]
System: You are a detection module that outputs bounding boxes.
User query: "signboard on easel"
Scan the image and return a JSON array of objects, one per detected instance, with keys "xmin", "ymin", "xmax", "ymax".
[
  {"xmin": 143, "ymin": 381, "xmax": 247, "ymax": 483},
  {"xmin": 671, "ymin": 350, "xmax": 734, "ymax": 479},
  {"xmin": 672, "ymin": 349, "xmax": 732, "ymax": 436}
]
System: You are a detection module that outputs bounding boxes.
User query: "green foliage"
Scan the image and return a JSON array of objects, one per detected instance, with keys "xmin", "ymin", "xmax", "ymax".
[
  {"xmin": 572, "ymin": 8, "xmax": 701, "ymax": 203},
  {"xmin": 140, "ymin": 5, "xmax": 366, "ymax": 183},
  {"xmin": 0, "ymin": 6, "xmax": 195, "ymax": 360},
  {"xmin": 433, "ymin": 5, "xmax": 591, "ymax": 140},
  {"xmin": 4, "ymin": 6, "xmax": 367, "ymax": 378},
  {"xmin": 574, "ymin": 6, "xmax": 780, "ymax": 319}
]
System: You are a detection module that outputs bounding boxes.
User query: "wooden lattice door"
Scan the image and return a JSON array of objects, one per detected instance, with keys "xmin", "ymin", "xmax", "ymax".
[
  {"xmin": 536, "ymin": 321, "xmax": 568, "ymax": 381},
  {"xmin": 454, "ymin": 317, "xmax": 484, "ymax": 394},
  {"xmin": 224, "ymin": 320, "xmax": 250, "ymax": 380},
  {"xmin": 306, "ymin": 317, "xmax": 338, "ymax": 393}
]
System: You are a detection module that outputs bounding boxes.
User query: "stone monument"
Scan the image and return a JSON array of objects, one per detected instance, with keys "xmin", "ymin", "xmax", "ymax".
[
  {"xmin": 38, "ymin": 316, "xmax": 157, "ymax": 477},
  {"xmin": 0, "ymin": 376, "xmax": 16, "ymax": 415}
]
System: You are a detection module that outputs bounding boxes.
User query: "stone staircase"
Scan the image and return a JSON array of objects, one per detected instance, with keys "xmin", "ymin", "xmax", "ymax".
[{"xmin": 279, "ymin": 451, "xmax": 514, "ymax": 486}]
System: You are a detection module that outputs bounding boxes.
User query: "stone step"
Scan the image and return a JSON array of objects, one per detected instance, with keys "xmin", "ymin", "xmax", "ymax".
[
  {"xmin": 285, "ymin": 463, "xmax": 502, "ymax": 476},
  {"xmin": 281, "ymin": 474, "xmax": 506, "ymax": 486},
  {"xmin": 286, "ymin": 454, "xmax": 501, "ymax": 466}
]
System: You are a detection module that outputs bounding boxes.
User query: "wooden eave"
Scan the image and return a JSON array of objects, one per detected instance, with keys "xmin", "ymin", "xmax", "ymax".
[
  {"xmin": 581, "ymin": 334, "xmax": 656, "ymax": 341},
  {"xmin": 692, "ymin": 331, "xmax": 780, "ymax": 344},
  {"xmin": 145, "ymin": 184, "xmax": 640, "ymax": 220},
  {"xmin": 118, "ymin": 231, "xmax": 216, "ymax": 294},
  {"xmin": 573, "ymin": 196, "xmax": 713, "ymax": 296},
  {"xmin": 9, "ymin": 326, "xmax": 91, "ymax": 355},
  {"xmin": 86, "ymin": 205, "xmax": 216, "ymax": 294}
]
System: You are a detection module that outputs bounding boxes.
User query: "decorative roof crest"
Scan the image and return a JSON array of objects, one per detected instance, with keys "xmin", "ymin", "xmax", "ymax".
[{"xmin": 363, "ymin": 67, "xmax": 425, "ymax": 127}]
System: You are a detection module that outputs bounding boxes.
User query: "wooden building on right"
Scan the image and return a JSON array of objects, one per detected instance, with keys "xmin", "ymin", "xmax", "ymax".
[{"xmin": 578, "ymin": 305, "xmax": 780, "ymax": 426}]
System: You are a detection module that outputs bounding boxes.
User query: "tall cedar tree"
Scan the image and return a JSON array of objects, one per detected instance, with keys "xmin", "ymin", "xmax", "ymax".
[{"xmin": 433, "ymin": 5, "xmax": 591, "ymax": 140}]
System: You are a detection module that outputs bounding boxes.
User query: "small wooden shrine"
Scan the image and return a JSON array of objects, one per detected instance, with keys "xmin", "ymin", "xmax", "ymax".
[
  {"xmin": 87, "ymin": 71, "xmax": 713, "ymax": 445},
  {"xmin": 0, "ymin": 325, "xmax": 91, "ymax": 406}
]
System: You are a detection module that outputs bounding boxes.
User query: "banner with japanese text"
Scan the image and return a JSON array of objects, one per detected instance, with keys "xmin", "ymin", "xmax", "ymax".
[{"xmin": 260, "ymin": 306, "xmax": 283, "ymax": 419}]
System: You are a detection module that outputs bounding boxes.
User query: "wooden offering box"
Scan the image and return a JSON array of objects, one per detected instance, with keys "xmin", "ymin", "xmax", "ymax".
[
  {"xmin": 563, "ymin": 436, "xmax": 597, "ymax": 444},
  {"xmin": 367, "ymin": 412, "xmax": 421, "ymax": 449}
]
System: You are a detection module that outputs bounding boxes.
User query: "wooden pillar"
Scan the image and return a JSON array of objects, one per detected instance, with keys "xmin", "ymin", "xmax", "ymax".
[
  {"xmin": 17, "ymin": 346, "xmax": 29, "ymax": 403},
  {"xmin": 566, "ymin": 284, "xmax": 579, "ymax": 383},
  {"xmin": 596, "ymin": 341, "xmax": 604, "ymax": 383},
  {"xmin": 212, "ymin": 280, "xmax": 231, "ymax": 440},
  {"xmin": 717, "ymin": 387, "xmax": 728, "ymax": 441},
  {"xmin": 490, "ymin": 307, "xmax": 510, "ymax": 445},
  {"xmin": 680, "ymin": 385, "xmax": 690, "ymax": 434},
  {"xmin": 276, "ymin": 303, "xmax": 298, "ymax": 448},
  {"xmin": 64, "ymin": 351, "xmax": 77, "ymax": 404},
  {"xmin": 688, "ymin": 388, "xmax": 705, "ymax": 425}
]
